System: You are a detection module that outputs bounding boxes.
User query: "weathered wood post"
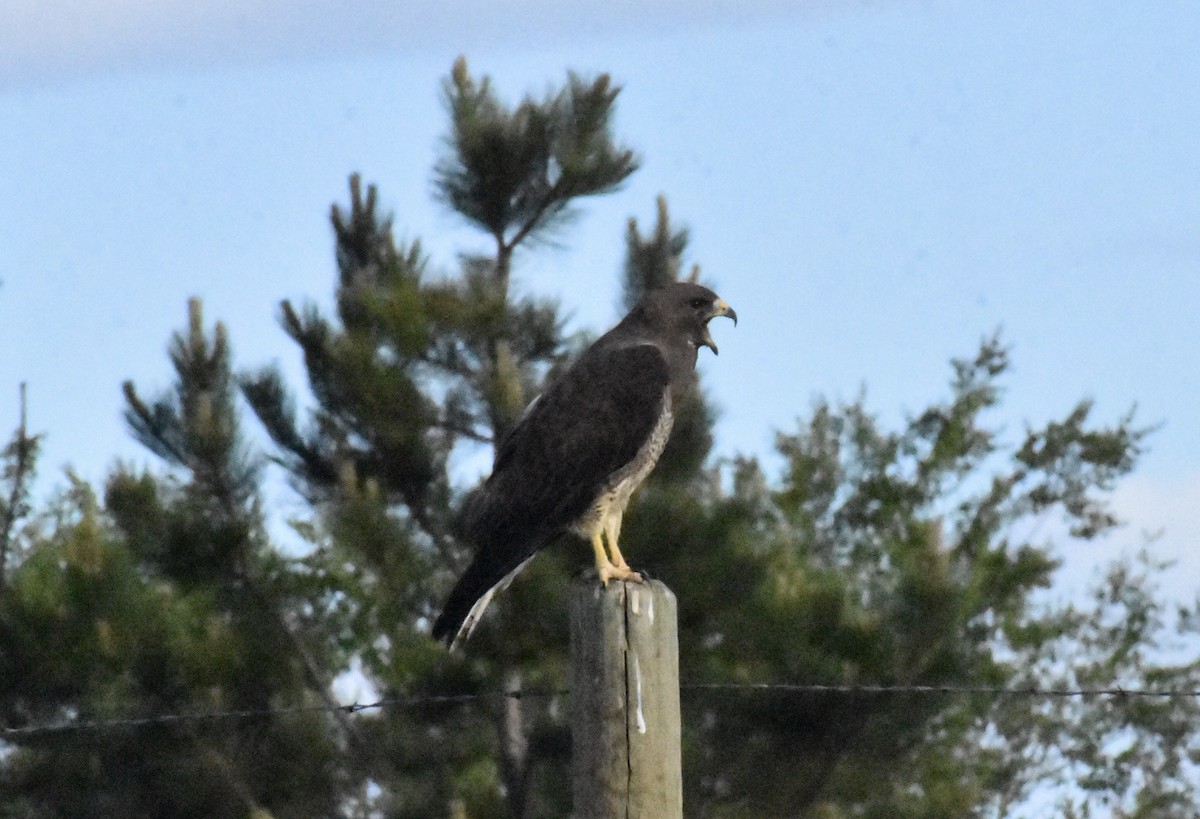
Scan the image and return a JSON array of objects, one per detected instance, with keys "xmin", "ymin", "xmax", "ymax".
[{"xmin": 569, "ymin": 577, "xmax": 682, "ymax": 818}]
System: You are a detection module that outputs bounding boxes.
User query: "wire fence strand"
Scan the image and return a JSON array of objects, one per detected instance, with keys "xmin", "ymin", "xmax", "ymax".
[
  {"xmin": 681, "ymin": 682, "xmax": 1200, "ymax": 698},
  {"xmin": 5, "ymin": 683, "xmax": 1199, "ymax": 740}
]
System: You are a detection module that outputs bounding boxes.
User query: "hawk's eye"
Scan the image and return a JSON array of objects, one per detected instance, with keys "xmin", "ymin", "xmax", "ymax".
[{"xmin": 690, "ymin": 298, "xmax": 708, "ymax": 309}]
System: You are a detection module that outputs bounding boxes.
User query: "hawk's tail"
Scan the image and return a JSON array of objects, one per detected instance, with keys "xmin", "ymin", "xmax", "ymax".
[{"xmin": 432, "ymin": 554, "xmax": 536, "ymax": 649}]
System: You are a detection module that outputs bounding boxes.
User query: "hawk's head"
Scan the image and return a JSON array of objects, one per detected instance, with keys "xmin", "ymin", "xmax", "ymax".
[{"xmin": 641, "ymin": 282, "xmax": 737, "ymax": 355}]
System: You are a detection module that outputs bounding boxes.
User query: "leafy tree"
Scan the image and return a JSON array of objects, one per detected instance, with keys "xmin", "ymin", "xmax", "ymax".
[{"xmin": 3, "ymin": 59, "xmax": 1200, "ymax": 819}]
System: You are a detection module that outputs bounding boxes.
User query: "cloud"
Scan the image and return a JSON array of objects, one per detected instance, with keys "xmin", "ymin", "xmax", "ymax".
[
  {"xmin": 1021, "ymin": 467, "xmax": 1200, "ymax": 609},
  {"xmin": 1110, "ymin": 471, "xmax": 1200, "ymax": 600},
  {"xmin": 4, "ymin": 1, "xmax": 374, "ymax": 87},
  {"xmin": 1051, "ymin": 470, "xmax": 1200, "ymax": 605},
  {"xmin": 1, "ymin": 0, "xmax": 847, "ymax": 91}
]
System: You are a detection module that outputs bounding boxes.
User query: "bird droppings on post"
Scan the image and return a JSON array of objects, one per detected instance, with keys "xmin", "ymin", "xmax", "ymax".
[
  {"xmin": 628, "ymin": 585, "xmax": 655, "ymax": 623},
  {"xmin": 633, "ymin": 653, "xmax": 648, "ymax": 733}
]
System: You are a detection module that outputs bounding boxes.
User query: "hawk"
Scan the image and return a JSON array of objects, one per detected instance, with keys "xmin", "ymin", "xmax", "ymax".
[{"xmin": 432, "ymin": 282, "xmax": 736, "ymax": 648}]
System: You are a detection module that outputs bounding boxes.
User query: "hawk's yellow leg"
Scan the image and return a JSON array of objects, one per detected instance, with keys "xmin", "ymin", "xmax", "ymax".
[
  {"xmin": 592, "ymin": 530, "xmax": 642, "ymax": 586},
  {"xmin": 604, "ymin": 512, "xmax": 633, "ymax": 571}
]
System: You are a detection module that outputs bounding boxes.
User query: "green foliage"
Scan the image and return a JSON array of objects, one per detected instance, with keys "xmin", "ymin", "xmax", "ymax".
[
  {"xmin": 631, "ymin": 338, "xmax": 1166, "ymax": 816},
  {"xmin": 0, "ymin": 384, "xmax": 40, "ymax": 587},
  {"xmin": 2, "ymin": 60, "xmax": 1198, "ymax": 819},
  {"xmin": 2, "ymin": 305, "xmax": 350, "ymax": 817},
  {"xmin": 435, "ymin": 57, "xmax": 638, "ymax": 253},
  {"xmin": 622, "ymin": 196, "xmax": 692, "ymax": 310}
]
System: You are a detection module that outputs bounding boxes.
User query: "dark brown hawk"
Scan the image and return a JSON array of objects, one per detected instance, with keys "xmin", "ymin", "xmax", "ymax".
[{"xmin": 432, "ymin": 282, "xmax": 736, "ymax": 648}]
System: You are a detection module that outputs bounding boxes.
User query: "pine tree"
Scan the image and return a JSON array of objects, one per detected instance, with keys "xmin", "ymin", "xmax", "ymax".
[
  {"xmin": 237, "ymin": 58, "xmax": 641, "ymax": 818},
  {"xmin": 1, "ymin": 304, "xmax": 347, "ymax": 816}
]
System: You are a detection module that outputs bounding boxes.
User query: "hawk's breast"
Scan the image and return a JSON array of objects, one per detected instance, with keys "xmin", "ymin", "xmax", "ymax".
[{"xmin": 570, "ymin": 385, "xmax": 674, "ymax": 538}]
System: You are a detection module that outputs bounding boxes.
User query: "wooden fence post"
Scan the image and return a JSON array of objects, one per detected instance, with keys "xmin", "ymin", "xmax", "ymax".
[{"xmin": 569, "ymin": 577, "xmax": 682, "ymax": 819}]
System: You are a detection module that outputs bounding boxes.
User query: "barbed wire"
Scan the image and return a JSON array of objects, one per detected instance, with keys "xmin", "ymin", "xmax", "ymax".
[
  {"xmin": 0, "ymin": 691, "xmax": 559, "ymax": 740},
  {"xmin": 681, "ymin": 682, "xmax": 1200, "ymax": 697},
  {"xmin": 5, "ymin": 682, "xmax": 1198, "ymax": 740}
]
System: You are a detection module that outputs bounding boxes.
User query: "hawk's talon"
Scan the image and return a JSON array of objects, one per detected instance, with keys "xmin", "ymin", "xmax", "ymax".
[{"xmin": 598, "ymin": 563, "xmax": 644, "ymax": 587}]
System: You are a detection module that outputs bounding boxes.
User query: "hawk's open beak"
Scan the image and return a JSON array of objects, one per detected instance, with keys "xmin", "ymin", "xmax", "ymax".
[{"xmin": 701, "ymin": 298, "xmax": 737, "ymax": 355}]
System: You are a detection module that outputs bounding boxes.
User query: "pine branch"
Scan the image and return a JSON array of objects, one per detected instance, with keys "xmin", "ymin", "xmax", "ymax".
[
  {"xmin": 239, "ymin": 366, "xmax": 339, "ymax": 489},
  {"xmin": 434, "ymin": 57, "xmax": 638, "ymax": 253},
  {"xmin": 623, "ymin": 196, "xmax": 690, "ymax": 309},
  {"xmin": 0, "ymin": 383, "xmax": 39, "ymax": 587}
]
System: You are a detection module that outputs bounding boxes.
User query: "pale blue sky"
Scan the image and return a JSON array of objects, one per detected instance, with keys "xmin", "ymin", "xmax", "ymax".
[{"xmin": 2, "ymin": 0, "xmax": 1198, "ymax": 601}]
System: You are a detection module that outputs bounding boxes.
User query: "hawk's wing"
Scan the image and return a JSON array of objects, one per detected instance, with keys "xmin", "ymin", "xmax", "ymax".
[{"xmin": 432, "ymin": 343, "xmax": 670, "ymax": 645}]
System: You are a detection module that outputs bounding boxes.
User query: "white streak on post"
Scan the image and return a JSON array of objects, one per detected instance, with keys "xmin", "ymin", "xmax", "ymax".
[{"xmin": 633, "ymin": 652, "xmax": 647, "ymax": 733}]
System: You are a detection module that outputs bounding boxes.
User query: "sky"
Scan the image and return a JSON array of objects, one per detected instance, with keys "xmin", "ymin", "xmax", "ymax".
[{"xmin": 2, "ymin": 0, "xmax": 1199, "ymax": 606}]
